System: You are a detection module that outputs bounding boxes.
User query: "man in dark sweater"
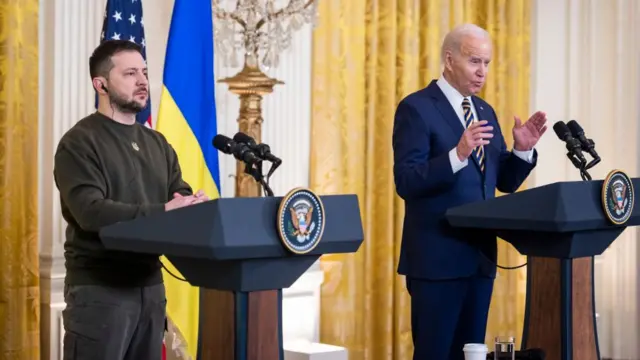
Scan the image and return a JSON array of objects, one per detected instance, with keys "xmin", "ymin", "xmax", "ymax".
[{"xmin": 53, "ymin": 40, "xmax": 206, "ymax": 360}]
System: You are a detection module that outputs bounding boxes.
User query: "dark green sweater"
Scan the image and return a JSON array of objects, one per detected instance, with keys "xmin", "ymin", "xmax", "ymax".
[{"xmin": 54, "ymin": 112, "xmax": 192, "ymax": 287}]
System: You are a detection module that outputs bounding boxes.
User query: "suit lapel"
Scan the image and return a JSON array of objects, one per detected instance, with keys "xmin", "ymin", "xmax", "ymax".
[
  {"xmin": 427, "ymin": 81, "xmax": 465, "ymax": 139},
  {"xmin": 474, "ymin": 96, "xmax": 490, "ymax": 123},
  {"xmin": 426, "ymin": 82, "xmax": 490, "ymax": 178}
]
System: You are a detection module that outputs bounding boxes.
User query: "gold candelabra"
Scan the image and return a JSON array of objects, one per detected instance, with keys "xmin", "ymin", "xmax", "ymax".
[
  {"xmin": 213, "ymin": 0, "xmax": 317, "ymax": 197},
  {"xmin": 218, "ymin": 58, "xmax": 282, "ymax": 197}
]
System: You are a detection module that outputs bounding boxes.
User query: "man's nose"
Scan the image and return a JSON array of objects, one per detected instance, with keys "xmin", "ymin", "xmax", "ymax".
[
  {"xmin": 477, "ymin": 64, "xmax": 488, "ymax": 77},
  {"xmin": 136, "ymin": 74, "xmax": 149, "ymax": 85}
]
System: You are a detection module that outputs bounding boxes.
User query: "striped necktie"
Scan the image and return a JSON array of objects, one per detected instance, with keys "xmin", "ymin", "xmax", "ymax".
[{"xmin": 462, "ymin": 97, "xmax": 485, "ymax": 172}]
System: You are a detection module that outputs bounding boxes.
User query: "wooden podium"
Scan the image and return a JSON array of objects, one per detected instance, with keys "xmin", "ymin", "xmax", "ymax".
[
  {"xmin": 446, "ymin": 177, "xmax": 639, "ymax": 360},
  {"xmin": 100, "ymin": 194, "xmax": 364, "ymax": 360}
]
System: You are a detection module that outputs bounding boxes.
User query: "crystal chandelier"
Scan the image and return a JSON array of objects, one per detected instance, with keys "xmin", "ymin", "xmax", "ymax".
[{"xmin": 212, "ymin": 0, "xmax": 318, "ymax": 70}]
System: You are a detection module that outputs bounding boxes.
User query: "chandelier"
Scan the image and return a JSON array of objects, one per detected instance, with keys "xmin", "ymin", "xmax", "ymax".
[{"xmin": 212, "ymin": 0, "xmax": 318, "ymax": 70}]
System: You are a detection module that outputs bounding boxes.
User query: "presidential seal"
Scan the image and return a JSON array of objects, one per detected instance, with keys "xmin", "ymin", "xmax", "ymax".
[
  {"xmin": 277, "ymin": 187, "xmax": 325, "ymax": 254},
  {"xmin": 602, "ymin": 169, "xmax": 634, "ymax": 225}
]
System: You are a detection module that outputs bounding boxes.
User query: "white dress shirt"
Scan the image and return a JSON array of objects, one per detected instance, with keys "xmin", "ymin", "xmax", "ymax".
[{"xmin": 435, "ymin": 75, "xmax": 534, "ymax": 173}]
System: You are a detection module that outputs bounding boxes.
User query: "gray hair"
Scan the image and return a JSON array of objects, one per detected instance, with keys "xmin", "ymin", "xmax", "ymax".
[{"xmin": 441, "ymin": 23, "xmax": 491, "ymax": 63}]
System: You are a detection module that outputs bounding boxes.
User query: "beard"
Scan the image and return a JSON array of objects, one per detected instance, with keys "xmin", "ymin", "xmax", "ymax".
[{"xmin": 108, "ymin": 90, "xmax": 147, "ymax": 114}]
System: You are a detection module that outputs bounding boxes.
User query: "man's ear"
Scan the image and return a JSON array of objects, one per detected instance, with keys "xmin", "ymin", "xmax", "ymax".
[
  {"xmin": 444, "ymin": 50, "xmax": 455, "ymax": 70},
  {"xmin": 444, "ymin": 51, "xmax": 454, "ymax": 71},
  {"xmin": 92, "ymin": 77, "xmax": 108, "ymax": 94}
]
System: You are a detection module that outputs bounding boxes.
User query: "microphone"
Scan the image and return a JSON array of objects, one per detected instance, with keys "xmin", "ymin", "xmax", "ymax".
[
  {"xmin": 553, "ymin": 121, "xmax": 587, "ymax": 166},
  {"xmin": 567, "ymin": 120, "xmax": 600, "ymax": 163},
  {"xmin": 212, "ymin": 134, "xmax": 262, "ymax": 166},
  {"xmin": 232, "ymin": 132, "xmax": 282, "ymax": 165},
  {"xmin": 212, "ymin": 134, "xmax": 275, "ymax": 197}
]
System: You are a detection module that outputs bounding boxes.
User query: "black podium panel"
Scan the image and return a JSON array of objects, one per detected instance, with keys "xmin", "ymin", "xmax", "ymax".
[
  {"xmin": 100, "ymin": 194, "xmax": 364, "ymax": 291},
  {"xmin": 446, "ymin": 179, "xmax": 640, "ymax": 258}
]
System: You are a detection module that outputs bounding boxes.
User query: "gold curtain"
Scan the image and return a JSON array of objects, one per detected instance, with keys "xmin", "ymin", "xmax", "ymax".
[
  {"xmin": 310, "ymin": 0, "xmax": 531, "ymax": 358},
  {"xmin": 0, "ymin": 1, "xmax": 40, "ymax": 359}
]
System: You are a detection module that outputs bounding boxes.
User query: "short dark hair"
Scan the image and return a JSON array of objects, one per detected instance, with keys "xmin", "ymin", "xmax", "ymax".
[{"xmin": 89, "ymin": 40, "xmax": 143, "ymax": 79}]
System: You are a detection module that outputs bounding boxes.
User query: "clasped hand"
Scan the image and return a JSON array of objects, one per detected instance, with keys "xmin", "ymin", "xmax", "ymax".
[{"xmin": 164, "ymin": 189, "xmax": 209, "ymax": 211}]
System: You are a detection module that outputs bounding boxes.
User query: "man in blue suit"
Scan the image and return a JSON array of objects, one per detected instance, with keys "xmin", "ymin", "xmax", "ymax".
[{"xmin": 392, "ymin": 24, "xmax": 548, "ymax": 360}]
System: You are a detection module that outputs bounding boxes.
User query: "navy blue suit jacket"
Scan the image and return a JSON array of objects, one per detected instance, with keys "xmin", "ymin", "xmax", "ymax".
[{"xmin": 393, "ymin": 80, "xmax": 537, "ymax": 281}]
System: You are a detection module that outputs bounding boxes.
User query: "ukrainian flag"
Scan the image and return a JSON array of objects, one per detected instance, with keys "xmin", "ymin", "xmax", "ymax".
[{"xmin": 155, "ymin": 0, "xmax": 219, "ymax": 358}]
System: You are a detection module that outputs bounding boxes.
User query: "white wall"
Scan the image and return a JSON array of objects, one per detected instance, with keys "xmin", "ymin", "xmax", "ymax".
[
  {"xmin": 530, "ymin": 0, "xmax": 640, "ymax": 358},
  {"xmin": 38, "ymin": 0, "xmax": 319, "ymax": 358}
]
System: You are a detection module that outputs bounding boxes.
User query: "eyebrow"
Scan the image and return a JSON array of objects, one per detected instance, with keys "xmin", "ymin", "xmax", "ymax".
[{"xmin": 123, "ymin": 67, "xmax": 148, "ymax": 72}]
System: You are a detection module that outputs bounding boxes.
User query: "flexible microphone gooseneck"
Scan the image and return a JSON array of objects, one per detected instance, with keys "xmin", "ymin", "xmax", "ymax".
[{"xmin": 232, "ymin": 132, "xmax": 283, "ymax": 197}]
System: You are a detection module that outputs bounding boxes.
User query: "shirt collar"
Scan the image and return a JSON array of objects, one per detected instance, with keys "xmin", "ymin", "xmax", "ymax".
[{"xmin": 436, "ymin": 74, "xmax": 470, "ymax": 108}]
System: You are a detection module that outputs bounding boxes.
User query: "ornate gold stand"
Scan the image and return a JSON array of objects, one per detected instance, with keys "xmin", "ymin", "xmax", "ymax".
[
  {"xmin": 218, "ymin": 55, "xmax": 283, "ymax": 198},
  {"xmin": 197, "ymin": 57, "xmax": 285, "ymax": 360}
]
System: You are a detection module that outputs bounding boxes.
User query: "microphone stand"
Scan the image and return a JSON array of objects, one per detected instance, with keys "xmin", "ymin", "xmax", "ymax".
[
  {"xmin": 582, "ymin": 151, "xmax": 601, "ymax": 179},
  {"xmin": 579, "ymin": 167, "xmax": 592, "ymax": 182},
  {"xmin": 265, "ymin": 160, "xmax": 281, "ymax": 185},
  {"xmin": 565, "ymin": 151, "xmax": 593, "ymax": 181},
  {"xmin": 576, "ymin": 132, "xmax": 601, "ymax": 170},
  {"xmin": 584, "ymin": 144, "xmax": 601, "ymax": 171},
  {"xmin": 244, "ymin": 161, "xmax": 274, "ymax": 197}
]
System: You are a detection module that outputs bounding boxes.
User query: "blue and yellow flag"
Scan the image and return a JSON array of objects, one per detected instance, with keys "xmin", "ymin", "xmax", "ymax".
[{"xmin": 155, "ymin": 0, "xmax": 219, "ymax": 358}]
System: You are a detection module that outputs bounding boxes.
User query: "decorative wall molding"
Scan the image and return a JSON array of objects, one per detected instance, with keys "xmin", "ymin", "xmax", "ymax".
[
  {"xmin": 38, "ymin": 0, "xmax": 105, "ymax": 267},
  {"xmin": 38, "ymin": 1, "xmax": 317, "ymax": 359},
  {"xmin": 38, "ymin": 0, "xmax": 106, "ymax": 358}
]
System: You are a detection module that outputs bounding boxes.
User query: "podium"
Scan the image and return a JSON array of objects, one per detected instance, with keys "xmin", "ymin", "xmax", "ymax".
[
  {"xmin": 445, "ymin": 177, "xmax": 639, "ymax": 360},
  {"xmin": 99, "ymin": 193, "xmax": 364, "ymax": 360}
]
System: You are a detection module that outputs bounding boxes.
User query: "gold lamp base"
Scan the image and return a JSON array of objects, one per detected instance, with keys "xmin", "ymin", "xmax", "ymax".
[{"xmin": 218, "ymin": 60, "xmax": 283, "ymax": 198}]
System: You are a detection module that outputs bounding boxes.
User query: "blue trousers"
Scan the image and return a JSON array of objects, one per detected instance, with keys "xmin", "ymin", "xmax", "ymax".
[{"xmin": 406, "ymin": 275, "xmax": 494, "ymax": 360}]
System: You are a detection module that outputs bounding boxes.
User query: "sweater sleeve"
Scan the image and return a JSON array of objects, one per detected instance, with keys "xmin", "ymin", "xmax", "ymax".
[
  {"xmin": 54, "ymin": 140, "xmax": 165, "ymax": 232},
  {"xmin": 166, "ymin": 142, "xmax": 193, "ymax": 197}
]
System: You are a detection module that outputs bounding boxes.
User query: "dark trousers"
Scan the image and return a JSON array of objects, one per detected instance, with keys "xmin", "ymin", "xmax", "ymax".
[
  {"xmin": 62, "ymin": 283, "xmax": 166, "ymax": 360},
  {"xmin": 406, "ymin": 275, "xmax": 494, "ymax": 360}
]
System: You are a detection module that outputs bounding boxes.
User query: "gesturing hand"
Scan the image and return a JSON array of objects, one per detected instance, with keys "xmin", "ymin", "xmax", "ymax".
[
  {"xmin": 164, "ymin": 189, "xmax": 209, "ymax": 211},
  {"xmin": 513, "ymin": 111, "xmax": 548, "ymax": 151},
  {"xmin": 456, "ymin": 120, "xmax": 493, "ymax": 161}
]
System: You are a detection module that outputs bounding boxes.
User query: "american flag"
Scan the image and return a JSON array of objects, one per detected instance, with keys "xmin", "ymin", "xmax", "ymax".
[{"xmin": 98, "ymin": 0, "xmax": 152, "ymax": 128}]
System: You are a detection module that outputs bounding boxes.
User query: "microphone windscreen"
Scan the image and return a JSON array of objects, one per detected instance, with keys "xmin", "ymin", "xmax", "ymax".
[
  {"xmin": 553, "ymin": 121, "xmax": 570, "ymax": 140},
  {"xmin": 212, "ymin": 134, "xmax": 234, "ymax": 154},
  {"xmin": 566, "ymin": 120, "xmax": 583, "ymax": 136},
  {"xmin": 233, "ymin": 132, "xmax": 256, "ymax": 145}
]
